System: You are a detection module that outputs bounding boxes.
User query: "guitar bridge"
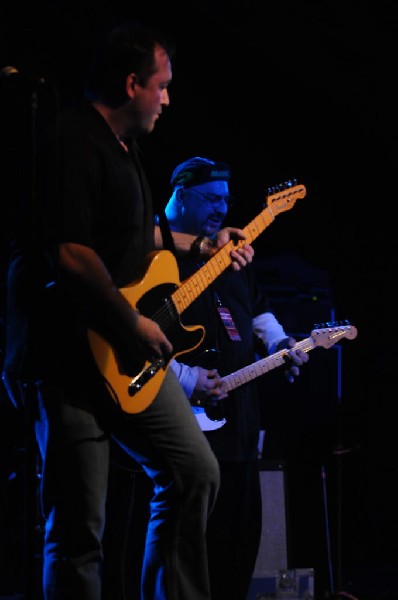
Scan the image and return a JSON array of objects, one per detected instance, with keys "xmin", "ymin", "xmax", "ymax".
[{"xmin": 128, "ymin": 358, "xmax": 165, "ymax": 396}]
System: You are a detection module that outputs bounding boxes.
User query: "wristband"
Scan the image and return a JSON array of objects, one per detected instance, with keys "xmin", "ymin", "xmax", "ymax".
[{"xmin": 189, "ymin": 236, "xmax": 207, "ymax": 260}]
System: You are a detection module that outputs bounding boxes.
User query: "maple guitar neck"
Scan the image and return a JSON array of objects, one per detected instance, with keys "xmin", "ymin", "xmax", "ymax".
[
  {"xmin": 171, "ymin": 184, "xmax": 306, "ymax": 315},
  {"xmin": 222, "ymin": 325, "xmax": 358, "ymax": 392},
  {"xmin": 222, "ymin": 336, "xmax": 316, "ymax": 392}
]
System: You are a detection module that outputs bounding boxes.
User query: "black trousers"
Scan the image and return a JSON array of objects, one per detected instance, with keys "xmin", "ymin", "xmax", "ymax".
[
  {"xmin": 102, "ymin": 457, "xmax": 261, "ymax": 600},
  {"xmin": 206, "ymin": 459, "xmax": 262, "ymax": 600}
]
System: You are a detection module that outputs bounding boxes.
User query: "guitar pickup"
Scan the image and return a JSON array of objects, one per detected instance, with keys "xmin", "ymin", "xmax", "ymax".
[{"xmin": 128, "ymin": 358, "xmax": 165, "ymax": 396}]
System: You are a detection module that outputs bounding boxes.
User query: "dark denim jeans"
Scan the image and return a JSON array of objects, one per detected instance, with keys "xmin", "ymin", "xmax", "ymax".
[{"xmin": 35, "ymin": 368, "xmax": 219, "ymax": 599}]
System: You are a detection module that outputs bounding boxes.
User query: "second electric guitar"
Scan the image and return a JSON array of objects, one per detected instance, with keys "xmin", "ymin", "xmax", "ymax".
[
  {"xmin": 87, "ymin": 181, "xmax": 306, "ymax": 413},
  {"xmin": 192, "ymin": 323, "xmax": 358, "ymax": 431}
]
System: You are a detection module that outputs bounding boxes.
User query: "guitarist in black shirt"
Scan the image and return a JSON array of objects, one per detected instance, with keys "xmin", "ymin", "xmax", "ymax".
[
  {"xmin": 164, "ymin": 156, "xmax": 309, "ymax": 600},
  {"xmin": 1, "ymin": 26, "xmax": 255, "ymax": 600}
]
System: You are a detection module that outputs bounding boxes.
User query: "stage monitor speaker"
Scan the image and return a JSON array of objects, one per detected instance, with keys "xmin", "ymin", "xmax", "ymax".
[{"xmin": 252, "ymin": 459, "xmax": 289, "ymax": 577}]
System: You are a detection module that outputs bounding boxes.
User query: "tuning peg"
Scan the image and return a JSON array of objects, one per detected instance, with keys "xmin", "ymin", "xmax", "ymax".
[
  {"xmin": 284, "ymin": 178, "xmax": 297, "ymax": 188},
  {"xmin": 266, "ymin": 178, "xmax": 298, "ymax": 196},
  {"xmin": 319, "ymin": 320, "xmax": 352, "ymax": 329}
]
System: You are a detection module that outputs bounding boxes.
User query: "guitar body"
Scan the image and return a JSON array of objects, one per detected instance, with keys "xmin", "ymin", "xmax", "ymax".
[
  {"xmin": 189, "ymin": 349, "xmax": 227, "ymax": 431},
  {"xmin": 87, "ymin": 182, "xmax": 307, "ymax": 414},
  {"xmin": 191, "ymin": 405, "xmax": 227, "ymax": 431},
  {"xmin": 88, "ymin": 251, "xmax": 205, "ymax": 413}
]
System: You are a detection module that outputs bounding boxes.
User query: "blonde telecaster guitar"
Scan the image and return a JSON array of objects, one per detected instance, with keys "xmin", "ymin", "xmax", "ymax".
[
  {"xmin": 192, "ymin": 323, "xmax": 358, "ymax": 431},
  {"xmin": 87, "ymin": 181, "xmax": 306, "ymax": 413}
]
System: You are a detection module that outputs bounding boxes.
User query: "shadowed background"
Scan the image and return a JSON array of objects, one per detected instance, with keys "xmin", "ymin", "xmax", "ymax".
[{"xmin": 1, "ymin": 2, "xmax": 397, "ymax": 598}]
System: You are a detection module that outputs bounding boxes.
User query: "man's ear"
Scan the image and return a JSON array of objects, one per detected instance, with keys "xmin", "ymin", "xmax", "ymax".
[
  {"xmin": 126, "ymin": 73, "xmax": 137, "ymax": 98},
  {"xmin": 176, "ymin": 188, "xmax": 184, "ymax": 205}
]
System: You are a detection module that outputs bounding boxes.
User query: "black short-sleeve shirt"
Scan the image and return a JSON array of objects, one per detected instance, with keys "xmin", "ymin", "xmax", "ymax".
[
  {"xmin": 41, "ymin": 101, "xmax": 155, "ymax": 286},
  {"xmin": 4, "ymin": 100, "xmax": 156, "ymax": 382},
  {"xmin": 177, "ymin": 257, "xmax": 271, "ymax": 462}
]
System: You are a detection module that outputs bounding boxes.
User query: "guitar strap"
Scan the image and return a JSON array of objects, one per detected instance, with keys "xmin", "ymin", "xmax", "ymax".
[
  {"xmin": 157, "ymin": 209, "xmax": 176, "ymax": 253},
  {"xmin": 214, "ymin": 292, "xmax": 242, "ymax": 342}
]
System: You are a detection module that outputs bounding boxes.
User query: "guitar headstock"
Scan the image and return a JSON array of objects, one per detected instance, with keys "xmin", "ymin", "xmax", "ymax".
[
  {"xmin": 311, "ymin": 321, "xmax": 358, "ymax": 349},
  {"xmin": 264, "ymin": 179, "xmax": 307, "ymax": 215}
]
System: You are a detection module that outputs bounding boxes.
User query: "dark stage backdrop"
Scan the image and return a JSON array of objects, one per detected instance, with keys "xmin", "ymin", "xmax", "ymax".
[{"xmin": 1, "ymin": 2, "xmax": 397, "ymax": 598}]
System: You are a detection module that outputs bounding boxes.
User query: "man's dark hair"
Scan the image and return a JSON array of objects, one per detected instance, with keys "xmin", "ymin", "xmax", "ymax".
[{"xmin": 84, "ymin": 21, "xmax": 175, "ymax": 108}]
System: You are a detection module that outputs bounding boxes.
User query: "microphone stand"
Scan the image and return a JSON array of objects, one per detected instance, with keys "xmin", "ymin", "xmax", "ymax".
[
  {"xmin": 21, "ymin": 84, "xmax": 42, "ymax": 600},
  {"xmin": 321, "ymin": 342, "xmax": 356, "ymax": 600},
  {"xmin": 1, "ymin": 71, "xmax": 48, "ymax": 599}
]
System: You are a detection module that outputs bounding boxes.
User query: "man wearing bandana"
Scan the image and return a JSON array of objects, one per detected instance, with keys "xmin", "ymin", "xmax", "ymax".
[{"xmin": 163, "ymin": 156, "xmax": 309, "ymax": 600}]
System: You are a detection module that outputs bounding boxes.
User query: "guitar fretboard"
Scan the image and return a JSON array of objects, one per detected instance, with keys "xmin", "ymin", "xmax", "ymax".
[{"xmin": 172, "ymin": 184, "xmax": 306, "ymax": 314}]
